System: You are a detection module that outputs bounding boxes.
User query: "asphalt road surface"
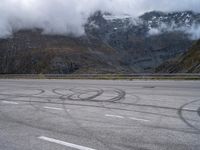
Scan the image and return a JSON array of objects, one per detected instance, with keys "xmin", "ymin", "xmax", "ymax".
[{"xmin": 0, "ymin": 79, "xmax": 200, "ymax": 150}]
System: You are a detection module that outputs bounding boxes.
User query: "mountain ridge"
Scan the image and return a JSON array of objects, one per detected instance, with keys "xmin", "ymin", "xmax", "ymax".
[{"xmin": 0, "ymin": 10, "xmax": 200, "ymax": 74}]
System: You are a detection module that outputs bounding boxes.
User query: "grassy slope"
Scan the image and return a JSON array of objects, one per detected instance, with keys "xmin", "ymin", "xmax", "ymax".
[{"xmin": 156, "ymin": 40, "xmax": 200, "ymax": 73}]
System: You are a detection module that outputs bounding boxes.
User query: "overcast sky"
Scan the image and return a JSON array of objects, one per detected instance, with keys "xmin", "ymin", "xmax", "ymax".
[{"xmin": 0, "ymin": 0, "xmax": 200, "ymax": 37}]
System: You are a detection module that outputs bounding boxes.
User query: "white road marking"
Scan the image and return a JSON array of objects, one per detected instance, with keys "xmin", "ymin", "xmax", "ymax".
[
  {"xmin": 105, "ymin": 114, "xmax": 124, "ymax": 119},
  {"xmin": 2, "ymin": 101, "xmax": 18, "ymax": 105},
  {"xmin": 182, "ymin": 108, "xmax": 196, "ymax": 112},
  {"xmin": 105, "ymin": 114, "xmax": 149, "ymax": 122},
  {"xmin": 44, "ymin": 106, "xmax": 63, "ymax": 111},
  {"xmin": 38, "ymin": 136, "xmax": 96, "ymax": 150},
  {"xmin": 129, "ymin": 117, "xmax": 150, "ymax": 122}
]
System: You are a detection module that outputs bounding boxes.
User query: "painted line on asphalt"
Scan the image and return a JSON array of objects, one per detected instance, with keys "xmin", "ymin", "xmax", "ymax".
[
  {"xmin": 2, "ymin": 101, "xmax": 18, "ymax": 105},
  {"xmin": 129, "ymin": 117, "xmax": 150, "ymax": 122},
  {"xmin": 182, "ymin": 108, "xmax": 197, "ymax": 112},
  {"xmin": 105, "ymin": 114, "xmax": 124, "ymax": 119},
  {"xmin": 44, "ymin": 106, "xmax": 63, "ymax": 111},
  {"xmin": 105, "ymin": 114, "xmax": 149, "ymax": 122},
  {"xmin": 38, "ymin": 136, "xmax": 96, "ymax": 150}
]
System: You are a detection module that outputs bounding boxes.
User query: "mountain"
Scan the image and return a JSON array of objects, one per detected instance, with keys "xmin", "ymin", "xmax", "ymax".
[
  {"xmin": 0, "ymin": 29, "xmax": 132, "ymax": 74},
  {"xmin": 86, "ymin": 11, "xmax": 200, "ymax": 72},
  {"xmin": 0, "ymin": 11, "xmax": 200, "ymax": 74},
  {"xmin": 156, "ymin": 40, "xmax": 200, "ymax": 73}
]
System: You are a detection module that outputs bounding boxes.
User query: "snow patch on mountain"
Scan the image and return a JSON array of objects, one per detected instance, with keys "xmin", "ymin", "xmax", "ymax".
[
  {"xmin": 145, "ymin": 11, "xmax": 200, "ymax": 39},
  {"xmin": 103, "ymin": 14, "xmax": 131, "ymax": 20},
  {"xmin": 148, "ymin": 23, "xmax": 200, "ymax": 40}
]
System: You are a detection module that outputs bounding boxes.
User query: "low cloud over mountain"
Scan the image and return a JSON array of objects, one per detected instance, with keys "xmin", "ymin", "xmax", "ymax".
[{"xmin": 1, "ymin": 0, "xmax": 200, "ymax": 38}]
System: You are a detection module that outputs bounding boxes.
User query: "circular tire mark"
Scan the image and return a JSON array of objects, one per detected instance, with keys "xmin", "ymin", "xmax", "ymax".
[
  {"xmin": 178, "ymin": 99, "xmax": 200, "ymax": 132},
  {"xmin": 67, "ymin": 88, "xmax": 104, "ymax": 101},
  {"xmin": 53, "ymin": 88, "xmax": 126, "ymax": 102}
]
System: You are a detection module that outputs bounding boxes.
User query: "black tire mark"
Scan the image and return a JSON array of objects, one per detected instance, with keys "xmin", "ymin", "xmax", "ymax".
[
  {"xmin": 27, "ymin": 89, "xmax": 46, "ymax": 112},
  {"xmin": 146, "ymin": 124, "xmax": 200, "ymax": 135},
  {"xmin": 55, "ymin": 88, "xmax": 126, "ymax": 102},
  {"xmin": 0, "ymin": 109, "xmax": 99, "ymax": 140},
  {"xmin": 52, "ymin": 88, "xmax": 68, "ymax": 96},
  {"xmin": 0, "ymin": 89, "xmax": 45, "ymax": 97},
  {"xmin": 197, "ymin": 107, "xmax": 200, "ymax": 117},
  {"xmin": 28, "ymin": 97, "xmax": 41, "ymax": 112},
  {"xmin": 0, "ymin": 93, "xmax": 114, "ymax": 147},
  {"xmin": 100, "ymin": 94, "xmax": 139, "ymax": 120},
  {"xmin": 108, "ymin": 89, "xmax": 126, "ymax": 102},
  {"xmin": 0, "ymin": 89, "xmax": 45, "ymax": 108},
  {"xmin": 0, "ymin": 97, "xmax": 145, "ymax": 131},
  {"xmin": 177, "ymin": 99, "xmax": 200, "ymax": 132},
  {"xmin": 67, "ymin": 88, "xmax": 104, "ymax": 101},
  {"xmin": 1, "ymin": 88, "xmax": 200, "ymax": 137},
  {"xmin": 60, "ymin": 95, "xmax": 113, "ymax": 150},
  {"xmin": 0, "ymin": 88, "xmax": 66, "ymax": 120},
  {"xmin": 0, "ymin": 97, "xmax": 199, "ymax": 122},
  {"xmin": 1, "ymin": 88, "xmax": 200, "ymax": 123}
]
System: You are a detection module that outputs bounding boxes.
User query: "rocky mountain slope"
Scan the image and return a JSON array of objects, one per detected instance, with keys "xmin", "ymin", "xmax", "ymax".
[
  {"xmin": 156, "ymin": 40, "xmax": 200, "ymax": 73},
  {"xmin": 0, "ymin": 11, "xmax": 200, "ymax": 74},
  {"xmin": 86, "ymin": 11, "xmax": 200, "ymax": 72},
  {"xmin": 0, "ymin": 30, "xmax": 131, "ymax": 74}
]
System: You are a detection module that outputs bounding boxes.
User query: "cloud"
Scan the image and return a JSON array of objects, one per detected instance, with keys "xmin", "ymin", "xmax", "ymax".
[
  {"xmin": 186, "ymin": 24, "xmax": 200, "ymax": 40},
  {"xmin": 148, "ymin": 22, "xmax": 177, "ymax": 36},
  {"xmin": 0, "ymin": 0, "xmax": 200, "ymax": 38},
  {"xmin": 148, "ymin": 22, "xmax": 200, "ymax": 40}
]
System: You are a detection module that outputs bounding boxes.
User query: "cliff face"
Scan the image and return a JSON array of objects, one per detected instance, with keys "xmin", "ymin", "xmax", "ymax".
[{"xmin": 156, "ymin": 40, "xmax": 200, "ymax": 73}]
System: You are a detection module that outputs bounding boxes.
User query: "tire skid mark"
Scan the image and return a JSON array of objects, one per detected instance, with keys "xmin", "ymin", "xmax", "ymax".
[
  {"xmin": 54, "ymin": 88, "xmax": 129, "ymax": 127},
  {"xmin": 1, "ymin": 87, "xmax": 199, "ymax": 123},
  {"xmin": 0, "ymin": 89, "xmax": 45, "ymax": 97},
  {"xmin": 197, "ymin": 107, "xmax": 200, "ymax": 117},
  {"xmin": 177, "ymin": 99, "xmax": 200, "ymax": 132},
  {"xmin": 53, "ymin": 88, "xmax": 126, "ymax": 102},
  {"xmin": 5, "ymin": 88, "xmax": 113, "ymax": 149},
  {"xmin": 0, "ymin": 109, "xmax": 96, "ymax": 140},
  {"xmin": 0, "ymin": 87, "xmax": 200, "ymax": 140},
  {"xmin": 59, "ymin": 95, "xmax": 112, "ymax": 150},
  {"xmin": 0, "ymin": 97, "xmax": 199, "ymax": 122},
  {"xmin": 0, "ymin": 92, "xmax": 106, "ymax": 141},
  {"xmin": 68, "ymin": 88, "xmax": 104, "ymax": 101}
]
